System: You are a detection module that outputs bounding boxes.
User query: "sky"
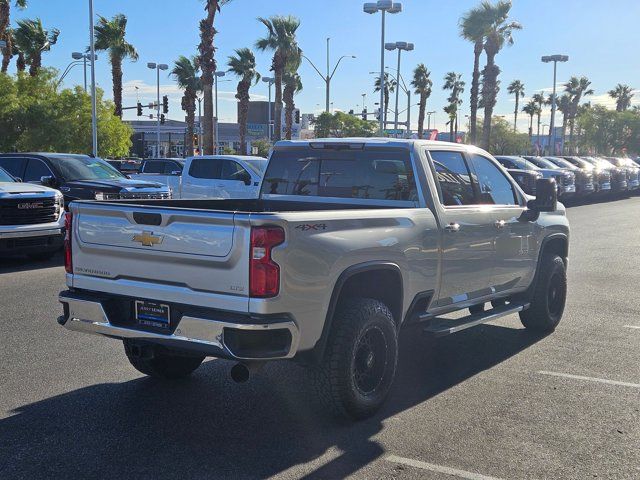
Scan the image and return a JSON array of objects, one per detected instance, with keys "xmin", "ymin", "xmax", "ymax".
[{"xmin": 7, "ymin": 0, "xmax": 640, "ymax": 133}]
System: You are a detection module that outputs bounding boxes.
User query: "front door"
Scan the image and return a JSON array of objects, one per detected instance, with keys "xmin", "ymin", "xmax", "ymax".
[
  {"xmin": 428, "ymin": 150, "xmax": 496, "ymax": 306},
  {"xmin": 465, "ymin": 153, "xmax": 536, "ymax": 292}
]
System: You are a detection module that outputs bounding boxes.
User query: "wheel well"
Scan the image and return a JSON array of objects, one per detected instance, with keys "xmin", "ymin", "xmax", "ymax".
[
  {"xmin": 336, "ymin": 269, "xmax": 403, "ymax": 325},
  {"xmin": 541, "ymin": 236, "xmax": 568, "ymax": 263}
]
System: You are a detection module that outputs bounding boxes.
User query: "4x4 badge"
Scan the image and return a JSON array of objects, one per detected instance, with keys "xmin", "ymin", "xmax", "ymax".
[{"xmin": 132, "ymin": 231, "xmax": 163, "ymax": 247}]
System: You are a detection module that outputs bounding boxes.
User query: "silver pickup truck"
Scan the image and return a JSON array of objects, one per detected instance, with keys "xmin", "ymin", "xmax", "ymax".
[{"xmin": 58, "ymin": 139, "xmax": 569, "ymax": 419}]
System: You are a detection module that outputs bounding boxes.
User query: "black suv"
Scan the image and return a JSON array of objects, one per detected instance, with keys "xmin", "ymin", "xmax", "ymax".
[{"xmin": 0, "ymin": 153, "xmax": 171, "ymax": 205}]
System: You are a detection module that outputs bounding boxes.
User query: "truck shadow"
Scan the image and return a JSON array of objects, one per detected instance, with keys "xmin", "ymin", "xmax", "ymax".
[
  {"xmin": 0, "ymin": 323, "xmax": 546, "ymax": 479},
  {"xmin": 0, "ymin": 250, "xmax": 63, "ymax": 274}
]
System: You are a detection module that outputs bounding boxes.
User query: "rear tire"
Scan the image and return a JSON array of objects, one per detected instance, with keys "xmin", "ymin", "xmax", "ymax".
[
  {"xmin": 123, "ymin": 340, "xmax": 205, "ymax": 379},
  {"xmin": 519, "ymin": 254, "xmax": 567, "ymax": 332},
  {"xmin": 313, "ymin": 298, "xmax": 398, "ymax": 420}
]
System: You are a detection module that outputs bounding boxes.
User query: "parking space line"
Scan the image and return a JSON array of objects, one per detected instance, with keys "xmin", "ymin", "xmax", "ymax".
[
  {"xmin": 386, "ymin": 455, "xmax": 504, "ymax": 480},
  {"xmin": 538, "ymin": 371, "xmax": 640, "ymax": 388},
  {"xmin": 623, "ymin": 325, "xmax": 640, "ymax": 329}
]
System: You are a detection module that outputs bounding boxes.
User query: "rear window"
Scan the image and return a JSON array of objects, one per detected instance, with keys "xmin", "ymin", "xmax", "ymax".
[{"xmin": 262, "ymin": 147, "xmax": 418, "ymax": 203}]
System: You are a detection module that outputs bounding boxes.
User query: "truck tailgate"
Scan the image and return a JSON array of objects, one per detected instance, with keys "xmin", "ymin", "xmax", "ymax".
[{"xmin": 68, "ymin": 202, "xmax": 250, "ymax": 311}]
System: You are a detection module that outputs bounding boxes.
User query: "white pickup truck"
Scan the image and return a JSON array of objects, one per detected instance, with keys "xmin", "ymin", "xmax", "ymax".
[
  {"xmin": 130, "ymin": 155, "xmax": 267, "ymax": 199},
  {"xmin": 58, "ymin": 139, "xmax": 569, "ymax": 419},
  {"xmin": 0, "ymin": 166, "xmax": 65, "ymax": 259}
]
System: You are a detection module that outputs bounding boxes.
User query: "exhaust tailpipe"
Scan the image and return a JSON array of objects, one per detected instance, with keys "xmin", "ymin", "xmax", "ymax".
[{"xmin": 230, "ymin": 361, "xmax": 265, "ymax": 383}]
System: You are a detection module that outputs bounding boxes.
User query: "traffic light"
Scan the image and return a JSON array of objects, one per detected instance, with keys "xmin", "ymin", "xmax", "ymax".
[
  {"xmin": 136, "ymin": 102, "xmax": 143, "ymax": 116},
  {"xmin": 294, "ymin": 110, "xmax": 300, "ymax": 124},
  {"xmin": 160, "ymin": 114, "xmax": 165, "ymax": 125},
  {"xmin": 162, "ymin": 95, "xmax": 169, "ymax": 114},
  {"xmin": 362, "ymin": 108, "xmax": 367, "ymax": 121}
]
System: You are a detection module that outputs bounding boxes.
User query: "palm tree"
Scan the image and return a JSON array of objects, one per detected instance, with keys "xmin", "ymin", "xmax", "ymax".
[
  {"xmin": 480, "ymin": 1, "xmax": 522, "ymax": 150},
  {"xmin": 443, "ymin": 72, "xmax": 465, "ymax": 142},
  {"xmin": 13, "ymin": 18, "xmax": 59, "ymax": 77},
  {"xmin": 564, "ymin": 76, "xmax": 594, "ymax": 152},
  {"xmin": 507, "ymin": 79, "xmax": 524, "ymax": 132},
  {"xmin": 172, "ymin": 56, "xmax": 201, "ymax": 157},
  {"xmin": 373, "ymin": 73, "xmax": 397, "ymax": 127},
  {"xmin": 283, "ymin": 71, "xmax": 302, "ymax": 140},
  {"xmin": 459, "ymin": 2, "xmax": 491, "ymax": 145},
  {"xmin": 198, "ymin": 0, "xmax": 232, "ymax": 155},
  {"xmin": 522, "ymin": 99, "xmax": 539, "ymax": 139},
  {"xmin": 256, "ymin": 15, "xmax": 302, "ymax": 142},
  {"xmin": 411, "ymin": 63, "xmax": 433, "ymax": 139},
  {"xmin": 532, "ymin": 92, "xmax": 545, "ymax": 141},
  {"xmin": 608, "ymin": 83, "xmax": 634, "ymax": 112},
  {"xmin": 94, "ymin": 14, "xmax": 138, "ymax": 118},
  {"xmin": 0, "ymin": 0, "xmax": 27, "ymax": 73},
  {"xmin": 227, "ymin": 48, "xmax": 260, "ymax": 154}
]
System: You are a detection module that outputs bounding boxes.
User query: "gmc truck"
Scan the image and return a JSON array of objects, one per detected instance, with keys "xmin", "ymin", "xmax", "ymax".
[
  {"xmin": 0, "ymin": 166, "xmax": 65, "ymax": 259},
  {"xmin": 58, "ymin": 139, "xmax": 570, "ymax": 419}
]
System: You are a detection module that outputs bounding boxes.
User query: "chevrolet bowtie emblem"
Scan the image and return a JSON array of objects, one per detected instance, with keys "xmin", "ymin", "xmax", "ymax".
[{"xmin": 132, "ymin": 231, "xmax": 163, "ymax": 247}]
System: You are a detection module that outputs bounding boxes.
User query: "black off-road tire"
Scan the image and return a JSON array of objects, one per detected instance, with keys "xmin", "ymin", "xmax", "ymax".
[
  {"xmin": 313, "ymin": 298, "xmax": 398, "ymax": 420},
  {"xmin": 124, "ymin": 340, "xmax": 205, "ymax": 379},
  {"xmin": 519, "ymin": 254, "xmax": 567, "ymax": 332}
]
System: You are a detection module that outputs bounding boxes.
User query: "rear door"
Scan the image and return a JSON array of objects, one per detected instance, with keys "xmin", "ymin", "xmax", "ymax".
[{"xmin": 182, "ymin": 158, "xmax": 222, "ymax": 199}]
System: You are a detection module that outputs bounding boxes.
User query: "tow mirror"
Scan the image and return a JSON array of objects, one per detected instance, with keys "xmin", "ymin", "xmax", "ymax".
[
  {"xmin": 40, "ymin": 175, "xmax": 57, "ymax": 188},
  {"xmin": 528, "ymin": 178, "xmax": 557, "ymax": 213},
  {"xmin": 240, "ymin": 172, "xmax": 252, "ymax": 186}
]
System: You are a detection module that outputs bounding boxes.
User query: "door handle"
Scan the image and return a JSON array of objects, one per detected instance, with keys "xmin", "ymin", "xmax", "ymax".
[
  {"xmin": 495, "ymin": 220, "xmax": 506, "ymax": 229},
  {"xmin": 445, "ymin": 223, "xmax": 460, "ymax": 232}
]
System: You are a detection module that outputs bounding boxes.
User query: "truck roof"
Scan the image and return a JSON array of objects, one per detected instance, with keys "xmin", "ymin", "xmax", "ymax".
[{"xmin": 275, "ymin": 138, "xmax": 487, "ymax": 153}]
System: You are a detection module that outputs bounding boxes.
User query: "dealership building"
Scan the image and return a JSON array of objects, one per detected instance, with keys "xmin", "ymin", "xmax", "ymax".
[{"xmin": 126, "ymin": 101, "xmax": 301, "ymax": 158}]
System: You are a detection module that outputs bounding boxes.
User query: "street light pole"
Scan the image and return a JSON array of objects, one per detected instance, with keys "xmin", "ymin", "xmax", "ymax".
[
  {"xmin": 426, "ymin": 110, "xmax": 435, "ymax": 131},
  {"xmin": 262, "ymin": 77, "xmax": 275, "ymax": 142},
  {"xmin": 197, "ymin": 97, "xmax": 203, "ymax": 155},
  {"xmin": 147, "ymin": 62, "xmax": 168, "ymax": 158},
  {"xmin": 88, "ymin": 0, "xmax": 98, "ymax": 157},
  {"xmin": 302, "ymin": 39, "xmax": 355, "ymax": 114},
  {"xmin": 214, "ymin": 71, "xmax": 226, "ymax": 154},
  {"xmin": 385, "ymin": 41, "xmax": 413, "ymax": 132},
  {"xmin": 542, "ymin": 54, "xmax": 569, "ymax": 155},
  {"xmin": 364, "ymin": 1, "xmax": 403, "ymax": 135}
]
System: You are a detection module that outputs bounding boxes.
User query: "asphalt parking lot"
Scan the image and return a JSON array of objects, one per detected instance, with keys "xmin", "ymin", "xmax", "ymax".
[{"xmin": 1, "ymin": 197, "xmax": 639, "ymax": 480}]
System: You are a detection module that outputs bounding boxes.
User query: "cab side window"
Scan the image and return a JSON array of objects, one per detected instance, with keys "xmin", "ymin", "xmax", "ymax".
[
  {"xmin": 467, "ymin": 154, "xmax": 518, "ymax": 205},
  {"xmin": 24, "ymin": 159, "xmax": 53, "ymax": 182},
  {"xmin": 189, "ymin": 159, "xmax": 222, "ymax": 179},
  {"xmin": 142, "ymin": 161, "xmax": 165, "ymax": 174},
  {"xmin": 0, "ymin": 157, "xmax": 27, "ymax": 179},
  {"xmin": 221, "ymin": 160, "xmax": 250, "ymax": 182},
  {"xmin": 429, "ymin": 151, "xmax": 476, "ymax": 206}
]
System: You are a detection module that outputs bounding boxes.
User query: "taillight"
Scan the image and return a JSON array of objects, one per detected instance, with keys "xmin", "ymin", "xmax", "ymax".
[
  {"xmin": 250, "ymin": 226, "xmax": 285, "ymax": 298},
  {"xmin": 64, "ymin": 212, "xmax": 73, "ymax": 274}
]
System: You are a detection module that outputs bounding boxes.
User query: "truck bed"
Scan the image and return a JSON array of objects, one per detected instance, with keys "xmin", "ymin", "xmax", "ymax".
[{"xmin": 104, "ymin": 198, "xmax": 405, "ymax": 212}]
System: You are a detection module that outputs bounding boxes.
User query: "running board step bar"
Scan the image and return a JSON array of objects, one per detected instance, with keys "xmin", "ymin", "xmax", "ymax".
[{"xmin": 423, "ymin": 302, "xmax": 530, "ymax": 337}]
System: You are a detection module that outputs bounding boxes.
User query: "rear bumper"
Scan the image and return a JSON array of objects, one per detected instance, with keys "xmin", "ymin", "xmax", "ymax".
[{"xmin": 58, "ymin": 290, "xmax": 300, "ymax": 361}]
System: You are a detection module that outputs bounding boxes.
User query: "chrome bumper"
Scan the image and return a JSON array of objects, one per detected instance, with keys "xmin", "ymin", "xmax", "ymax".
[{"xmin": 58, "ymin": 293, "xmax": 300, "ymax": 360}]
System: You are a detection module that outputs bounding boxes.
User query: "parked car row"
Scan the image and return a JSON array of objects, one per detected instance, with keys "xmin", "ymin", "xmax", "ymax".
[{"xmin": 495, "ymin": 155, "xmax": 639, "ymax": 200}]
